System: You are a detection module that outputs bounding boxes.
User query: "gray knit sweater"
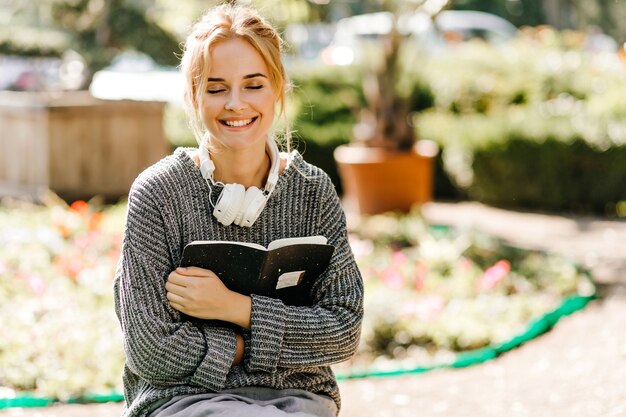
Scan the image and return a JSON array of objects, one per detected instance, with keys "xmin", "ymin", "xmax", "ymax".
[{"xmin": 113, "ymin": 148, "xmax": 363, "ymax": 417}]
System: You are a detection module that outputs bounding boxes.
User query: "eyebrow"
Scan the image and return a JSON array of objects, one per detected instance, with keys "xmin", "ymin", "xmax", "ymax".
[{"xmin": 207, "ymin": 73, "xmax": 268, "ymax": 82}]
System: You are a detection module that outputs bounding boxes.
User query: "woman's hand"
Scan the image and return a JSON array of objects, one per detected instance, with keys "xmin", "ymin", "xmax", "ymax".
[{"xmin": 165, "ymin": 267, "xmax": 252, "ymax": 329}]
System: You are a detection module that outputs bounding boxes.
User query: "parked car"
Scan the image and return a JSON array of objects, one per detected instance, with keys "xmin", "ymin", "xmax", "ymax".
[
  {"xmin": 0, "ymin": 55, "xmax": 64, "ymax": 91},
  {"xmin": 0, "ymin": 50, "xmax": 90, "ymax": 92},
  {"xmin": 321, "ymin": 10, "xmax": 519, "ymax": 65},
  {"xmin": 283, "ymin": 22, "xmax": 336, "ymax": 65}
]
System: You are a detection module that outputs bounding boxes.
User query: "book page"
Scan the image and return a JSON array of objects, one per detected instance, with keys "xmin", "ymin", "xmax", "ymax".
[
  {"xmin": 187, "ymin": 240, "xmax": 266, "ymax": 251},
  {"xmin": 267, "ymin": 235, "xmax": 328, "ymax": 250}
]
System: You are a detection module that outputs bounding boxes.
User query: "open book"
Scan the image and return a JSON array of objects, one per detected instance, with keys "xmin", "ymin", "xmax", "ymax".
[{"xmin": 180, "ymin": 236, "xmax": 334, "ymax": 306}]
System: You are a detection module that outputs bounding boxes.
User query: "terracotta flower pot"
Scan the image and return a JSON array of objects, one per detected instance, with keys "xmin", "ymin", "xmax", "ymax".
[{"xmin": 334, "ymin": 141, "xmax": 438, "ymax": 215}]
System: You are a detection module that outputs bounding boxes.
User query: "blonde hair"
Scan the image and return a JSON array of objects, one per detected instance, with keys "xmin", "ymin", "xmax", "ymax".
[{"xmin": 180, "ymin": 4, "xmax": 291, "ymax": 151}]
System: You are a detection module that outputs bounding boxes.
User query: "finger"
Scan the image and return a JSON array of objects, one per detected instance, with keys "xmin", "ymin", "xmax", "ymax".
[
  {"xmin": 168, "ymin": 301, "xmax": 186, "ymax": 313},
  {"xmin": 165, "ymin": 281, "xmax": 187, "ymax": 296},
  {"xmin": 167, "ymin": 273, "xmax": 190, "ymax": 287},
  {"xmin": 177, "ymin": 266, "xmax": 216, "ymax": 277},
  {"xmin": 166, "ymin": 291, "xmax": 187, "ymax": 306}
]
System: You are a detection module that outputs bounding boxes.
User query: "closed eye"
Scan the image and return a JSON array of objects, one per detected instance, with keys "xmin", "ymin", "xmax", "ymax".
[
  {"xmin": 207, "ymin": 88, "xmax": 226, "ymax": 94},
  {"xmin": 247, "ymin": 85, "xmax": 263, "ymax": 90}
]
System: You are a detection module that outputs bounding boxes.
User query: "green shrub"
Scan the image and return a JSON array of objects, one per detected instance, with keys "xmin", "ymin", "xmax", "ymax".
[
  {"xmin": 107, "ymin": 6, "xmax": 181, "ymax": 68},
  {"xmin": 288, "ymin": 66, "xmax": 362, "ymax": 189},
  {"xmin": 419, "ymin": 108, "xmax": 626, "ymax": 214},
  {"xmin": 471, "ymin": 137, "xmax": 626, "ymax": 214},
  {"xmin": 422, "ymin": 41, "xmax": 602, "ymax": 115},
  {"xmin": 416, "ymin": 39, "xmax": 626, "ymax": 215}
]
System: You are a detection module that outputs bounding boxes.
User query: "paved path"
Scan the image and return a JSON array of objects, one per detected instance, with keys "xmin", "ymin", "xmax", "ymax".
[
  {"xmin": 343, "ymin": 202, "xmax": 626, "ymax": 417},
  {"xmin": 3, "ymin": 202, "xmax": 625, "ymax": 417}
]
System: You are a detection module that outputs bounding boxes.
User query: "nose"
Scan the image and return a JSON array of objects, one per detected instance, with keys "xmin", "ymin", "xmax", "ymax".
[{"xmin": 225, "ymin": 91, "xmax": 247, "ymax": 111}]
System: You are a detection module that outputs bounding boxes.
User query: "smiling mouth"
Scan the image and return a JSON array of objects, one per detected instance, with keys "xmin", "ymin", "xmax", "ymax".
[{"xmin": 221, "ymin": 117, "xmax": 257, "ymax": 127}]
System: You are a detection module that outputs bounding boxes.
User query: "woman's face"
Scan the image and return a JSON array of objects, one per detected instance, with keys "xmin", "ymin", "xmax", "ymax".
[{"xmin": 201, "ymin": 37, "xmax": 276, "ymax": 151}]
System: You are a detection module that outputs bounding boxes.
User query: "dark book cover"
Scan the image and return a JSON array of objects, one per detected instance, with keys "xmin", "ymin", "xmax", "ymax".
[{"xmin": 179, "ymin": 236, "xmax": 334, "ymax": 306}]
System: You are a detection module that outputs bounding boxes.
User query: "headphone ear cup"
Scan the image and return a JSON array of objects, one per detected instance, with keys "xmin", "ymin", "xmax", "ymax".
[
  {"xmin": 213, "ymin": 183, "xmax": 245, "ymax": 226},
  {"xmin": 239, "ymin": 189, "xmax": 267, "ymax": 227},
  {"xmin": 233, "ymin": 186, "xmax": 261, "ymax": 226}
]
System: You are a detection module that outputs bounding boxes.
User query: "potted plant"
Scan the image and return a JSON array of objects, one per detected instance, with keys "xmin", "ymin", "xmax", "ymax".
[{"xmin": 333, "ymin": 1, "xmax": 442, "ymax": 215}]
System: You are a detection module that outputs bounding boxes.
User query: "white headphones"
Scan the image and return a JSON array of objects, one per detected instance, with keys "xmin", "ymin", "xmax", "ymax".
[{"xmin": 199, "ymin": 136, "xmax": 280, "ymax": 227}]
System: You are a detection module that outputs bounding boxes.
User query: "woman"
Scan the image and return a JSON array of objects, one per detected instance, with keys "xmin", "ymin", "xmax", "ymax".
[{"xmin": 113, "ymin": 4, "xmax": 363, "ymax": 417}]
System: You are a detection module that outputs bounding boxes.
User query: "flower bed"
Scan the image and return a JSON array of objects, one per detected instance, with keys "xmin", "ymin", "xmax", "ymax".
[
  {"xmin": 337, "ymin": 211, "xmax": 595, "ymax": 376},
  {"xmin": 0, "ymin": 200, "xmax": 126, "ymax": 404},
  {"xmin": 0, "ymin": 202, "xmax": 594, "ymax": 407}
]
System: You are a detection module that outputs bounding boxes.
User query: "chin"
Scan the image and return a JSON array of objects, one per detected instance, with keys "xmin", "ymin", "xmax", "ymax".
[{"xmin": 210, "ymin": 134, "xmax": 268, "ymax": 152}]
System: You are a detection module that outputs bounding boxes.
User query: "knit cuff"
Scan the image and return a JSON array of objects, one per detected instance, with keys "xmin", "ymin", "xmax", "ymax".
[
  {"xmin": 244, "ymin": 295, "xmax": 286, "ymax": 373},
  {"xmin": 189, "ymin": 325, "xmax": 237, "ymax": 391}
]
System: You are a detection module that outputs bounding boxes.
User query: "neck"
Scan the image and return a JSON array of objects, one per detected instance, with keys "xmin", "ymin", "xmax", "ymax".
[{"xmin": 210, "ymin": 140, "xmax": 271, "ymax": 189}]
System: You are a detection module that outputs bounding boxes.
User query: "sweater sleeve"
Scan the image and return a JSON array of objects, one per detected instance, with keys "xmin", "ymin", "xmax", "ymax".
[
  {"xmin": 243, "ymin": 176, "xmax": 364, "ymax": 372},
  {"xmin": 113, "ymin": 177, "xmax": 237, "ymax": 390}
]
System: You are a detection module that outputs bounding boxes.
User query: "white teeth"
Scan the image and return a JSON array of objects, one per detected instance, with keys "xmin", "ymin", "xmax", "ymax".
[{"xmin": 224, "ymin": 119, "xmax": 253, "ymax": 127}]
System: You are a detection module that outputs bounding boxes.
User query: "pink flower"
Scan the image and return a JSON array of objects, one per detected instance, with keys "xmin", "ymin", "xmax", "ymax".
[
  {"xmin": 54, "ymin": 252, "xmax": 84, "ymax": 281},
  {"xmin": 348, "ymin": 236, "xmax": 374, "ymax": 258},
  {"xmin": 414, "ymin": 263, "xmax": 427, "ymax": 291},
  {"xmin": 381, "ymin": 267, "xmax": 404, "ymax": 290},
  {"xmin": 379, "ymin": 250, "xmax": 410, "ymax": 290},
  {"xmin": 478, "ymin": 260, "xmax": 511, "ymax": 291},
  {"xmin": 392, "ymin": 251, "xmax": 408, "ymax": 265},
  {"xmin": 26, "ymin": 274, "xmax": 46, "ymax": 296}
]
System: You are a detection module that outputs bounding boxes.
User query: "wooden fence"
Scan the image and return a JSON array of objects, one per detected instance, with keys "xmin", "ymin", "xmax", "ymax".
[{"xmin": 0, "ymin": 91, "xmax": 170, "ymax": 202}]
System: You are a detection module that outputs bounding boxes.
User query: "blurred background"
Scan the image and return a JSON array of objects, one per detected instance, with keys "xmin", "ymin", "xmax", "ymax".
[
  {"xmin": 0, "ymin": 0, "xmax": 625, "ymax": 415},
  {"xmin": 1, "ymin": 0, "xmax": 625, "ymax": 215}
]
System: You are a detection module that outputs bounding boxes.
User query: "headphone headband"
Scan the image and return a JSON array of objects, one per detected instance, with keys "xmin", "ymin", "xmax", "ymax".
[
  {"xmin": 199, "ymin": 136, "xmax": 280, "ymax": 194},
  {"xmin": 264, "ymin": 137, "xmax": 280, "ymax": 193}
]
